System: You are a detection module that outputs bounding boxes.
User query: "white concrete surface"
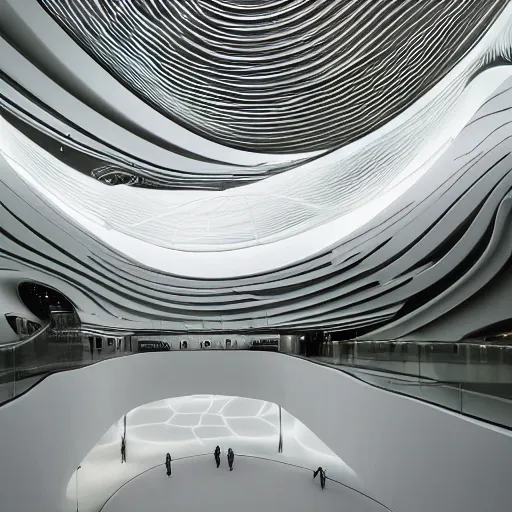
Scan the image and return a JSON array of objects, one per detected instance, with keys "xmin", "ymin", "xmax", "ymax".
[
  {"xmin": 0, "ymin": 351, "xmax": 511, "ymax": 512},
  {"xmin": 70, "ymin": 395, "xmax": 354, "ymax": 512},
  {"xmin": 100, "ymin": 456, "xmax": 384, "ymax": 512}
]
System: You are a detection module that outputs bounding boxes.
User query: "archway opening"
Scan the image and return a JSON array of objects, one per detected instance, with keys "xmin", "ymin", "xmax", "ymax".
[
  {"xmin": 18, "ymin": 282, "xmax": 75, "ymax": 320},
  {"xmin": 18, "ymin": 282, "xmax": 77, "ymax": 325},
  {"xmin": 67, "ymin": 395, "xmax": 370, "ymax": 512}
]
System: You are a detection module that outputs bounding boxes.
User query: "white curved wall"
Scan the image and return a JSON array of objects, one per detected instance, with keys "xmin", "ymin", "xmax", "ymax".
[
  {"xmin": 72, "ymin": 395, "xmax": 357, "ymax": 512},
  {"xmin": 0, "ymin": 352, "xmax": 510, "ymax": 512}
]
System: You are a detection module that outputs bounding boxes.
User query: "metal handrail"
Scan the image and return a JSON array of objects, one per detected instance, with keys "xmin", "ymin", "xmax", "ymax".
[
  {"xmin": 0, "ymin": 321, "xmax": 51, "ymax": 351},
  {"xmin": 291, "ymin": 354, "xmax": 512, "ymax": 430},
  {"xmin": 97, "ymin": 453, "xmax": 394, "ymax": 512}
]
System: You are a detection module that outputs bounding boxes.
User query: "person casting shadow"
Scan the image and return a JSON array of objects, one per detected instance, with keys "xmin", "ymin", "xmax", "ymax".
[
  {"xmin": 214, "ymin": 446, "xmax": 221, "ymax": 468},
  {"xmin": 313, "ymin": 467, "xmax": 326, "ymax": 489},
  {"xmin": 165, "ymin": 453, "xmax": 172, "ymax": 477},
  {"xmin": 227, "ymin": 448, "xmax": 234, "ymax": 471}
]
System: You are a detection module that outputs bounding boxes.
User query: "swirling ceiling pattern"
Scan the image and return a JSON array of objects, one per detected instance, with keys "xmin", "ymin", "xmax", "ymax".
[
  {"xmin": 1, "ymin": 0, "xmax": 512, "ymax": 341},
  {"xmin": 3, "ymin": 73, "xmax": 512, "ymax": 339},
  {"xmin": 2, "ymin": 31, "xmax": 512, "ymax": 251},
  {"xmin": 39, "ymin": 0, "xmax": 507, "ymax": 153}
]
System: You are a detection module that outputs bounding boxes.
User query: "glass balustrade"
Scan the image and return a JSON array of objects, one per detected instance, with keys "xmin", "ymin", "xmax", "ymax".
[
  {"xmin": 1, "ymin": 330, "xmax": 511, "ymax": 429},
  {"xmin": 0, "ymin": 327, "xmax": 130, "ymax": 403},
  {"xmin": 299, "ymin": 340, "xmax": 512, "ymax": 428}
]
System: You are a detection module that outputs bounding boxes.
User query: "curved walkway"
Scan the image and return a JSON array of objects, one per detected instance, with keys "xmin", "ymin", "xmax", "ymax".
[{"xmin": 99, "ymin": 454, "xmax": 392, "ymax": 512}]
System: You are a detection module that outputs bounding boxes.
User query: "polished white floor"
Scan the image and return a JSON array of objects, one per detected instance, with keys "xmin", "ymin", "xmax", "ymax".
[
  {"xmin": 70, "ymin": 395, "xmax": 359, "ymax": 512},
  {"xmin": 101, "ymin": 456, "xmax": 385, "ymax": 512}
]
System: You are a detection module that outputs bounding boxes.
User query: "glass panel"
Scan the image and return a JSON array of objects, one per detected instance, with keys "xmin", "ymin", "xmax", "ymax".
[
  {"xmin": 2, "ymin": 331, "xmax": 512, "ymax": 431},
  {"xmin": 0, "ymin": 328, "xmax": 131, "ymax": 405},
  {"xmin": 301, "ymin": 340, "xmax": 512, "ymax": 430},
  {"xmin": 0, "ymin": 348, "xmax": 15, "ymax": 403},
  {"xmin": 461, "ymin": 389, "xmax": 512, "ymax": 429}
]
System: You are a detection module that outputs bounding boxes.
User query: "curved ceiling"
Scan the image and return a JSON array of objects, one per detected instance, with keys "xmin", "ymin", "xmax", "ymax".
[
  {"xmin": 40, "ymin": 0, "xmax": 507, "ymax": 153},
  {"xmin": 2, "ymin": 0, "xmax": 512, "ymax": 339},
  {"xmin": 2, "ymin": 56, "xmax": 512, "ymax": 255}
]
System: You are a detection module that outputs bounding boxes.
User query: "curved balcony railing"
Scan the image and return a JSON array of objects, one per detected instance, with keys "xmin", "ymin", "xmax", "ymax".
[
  {"xmin": 96, "ymin": 454, "xmax": 393, "ymax": 512},
  {"xmin": 0, "ymin": 334, "xmax": 511, "ymax": 430},
  {"xmin": 0, "ymin": 326, "xmax": 130, "ymax": 403},
  {"xmin": 0, "ymin": 321, "xmax": 51, "ymax": 351},
  {"xmin": 296, "ymin": 340, "xmax": 512, "ymax": 429}
]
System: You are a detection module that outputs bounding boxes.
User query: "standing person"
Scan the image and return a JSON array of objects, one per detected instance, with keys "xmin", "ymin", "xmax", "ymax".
[
  {"xmin": 227, "ymin": 448, "xmax": 234, "ymax": 471},
  {"xmin": 313, "ymin": 467, "xmax": 326, "ymax": 489},
  {"xmin": 165, "ymin": 453, "xmax": 172, "ymax": 477},
  {"xmin": 214, "ymin": 446, "xmax": 221, "ymax": 468},
  {"xmin": 121, "ymin": 415, "xmax": 127, "ymax": 463},
  {"xmin": 120, "ymin": 435, "xmax": 126, "ymax": 463}
]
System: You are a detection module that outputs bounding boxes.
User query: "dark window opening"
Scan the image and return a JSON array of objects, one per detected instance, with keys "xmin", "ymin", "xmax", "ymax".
[{"xmin": 18, "ymin": 282, "xmax": 75, "ymax": 321}]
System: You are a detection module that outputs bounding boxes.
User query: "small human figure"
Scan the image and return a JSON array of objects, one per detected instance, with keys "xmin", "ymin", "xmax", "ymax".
[
  {"xmin": 227, "ymin": 448, "xmax": 234, "ymax": 471},
  {"xmin": 313, "ymin": 467, "xmax": 326, "ymax": 489},
  {"xmin": 214, "ymin": 445, "xmax": 221, "ymax": 468},
  {"xmin": 121, "ymin": 435, "xmax": 126, "ymax": 463},
  {"xmin": 165, "ymin": 453, "xmax": 172, "ymax": 477}
]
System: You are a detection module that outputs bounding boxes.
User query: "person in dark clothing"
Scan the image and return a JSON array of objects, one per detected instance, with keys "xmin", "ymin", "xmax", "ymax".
[
  {"xmin": 121, "ymin": 436, "xmax": 126, "ymax": 463},
  {"xmin": 313, "ymin": 467, "xmax": 326, "ymax": 489},
  {"xmin": 227, "ymin": 448, "xmax": 234, "ymax": 471},
  {"xmin": 165, "ymin": 453, "xmax": 172, "ymax": 477},
  {"xmin": 214, "ymin": 446, "xmax": 221, "ymax": 468}
]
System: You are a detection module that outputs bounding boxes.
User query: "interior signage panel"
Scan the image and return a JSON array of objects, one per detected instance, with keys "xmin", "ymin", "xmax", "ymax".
[{"xmin": 138, "ymin": 340, "xmax": 171, "ymax": 352}]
